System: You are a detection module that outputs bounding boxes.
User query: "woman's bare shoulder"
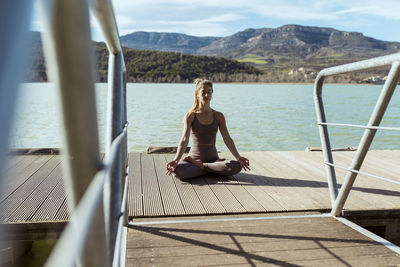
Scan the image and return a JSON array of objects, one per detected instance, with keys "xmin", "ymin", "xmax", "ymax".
[
  {"xmin": 184, "ymin": 111, "xmax": 195, "ymax": 123},
  {"xmin": 213, "ymin": 110, "xmax": 225, "ymax": 120}
]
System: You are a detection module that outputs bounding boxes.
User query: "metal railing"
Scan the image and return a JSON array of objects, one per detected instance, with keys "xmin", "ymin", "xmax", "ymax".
[
  {"xmin": 314, "ymin": 52, "xmax": 400, "ymax": 217},
  {"xmin": 0, "ymin": 2, "xmax": 34, "ymax": 266},
  {"xmin": 0, "ymin": 0, "xmax": 133, "ymax": 266}
]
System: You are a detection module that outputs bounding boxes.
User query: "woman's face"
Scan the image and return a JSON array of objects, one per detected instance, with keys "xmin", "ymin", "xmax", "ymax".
[{"xmin": 198, "ymin": 84, "xmax": 213, "ymax": 103}]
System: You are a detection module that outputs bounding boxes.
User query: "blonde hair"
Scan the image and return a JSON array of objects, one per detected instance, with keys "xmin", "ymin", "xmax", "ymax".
[{"xmin": 190, "ymin": 78, "xmax": 213, "ymax": 112}]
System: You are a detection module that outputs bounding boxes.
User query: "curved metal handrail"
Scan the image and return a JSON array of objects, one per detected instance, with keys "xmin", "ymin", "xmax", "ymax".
[
  {"xmin": 314, "ymin": 53, "xmax": 400, "ymax": 216},
  {"xmin": 35, "ymin": 0, "xmax": 129, "ymax": 266},
  {"xmin": 90, "ymin": 0, "xmax": 123, "ymax": 55},
  {"xmin": 45, "ymin": 125, "xmax": 128, "ymax": 267}
]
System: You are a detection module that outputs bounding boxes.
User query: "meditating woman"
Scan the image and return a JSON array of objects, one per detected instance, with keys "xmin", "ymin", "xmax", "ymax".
[{"xmin": 166, "ymin": 78, "xmax": 250, "ymax": 180}]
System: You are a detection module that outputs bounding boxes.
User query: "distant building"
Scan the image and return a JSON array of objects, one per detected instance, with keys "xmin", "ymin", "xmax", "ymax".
[{"xmin": 361, "ymin": 76, "xmax": 385, "ymax": 84}]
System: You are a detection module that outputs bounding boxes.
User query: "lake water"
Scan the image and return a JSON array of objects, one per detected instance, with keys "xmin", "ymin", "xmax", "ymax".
[{"xmin": 9, "ymin": 83, "xmax": 400, "ymax": 152}]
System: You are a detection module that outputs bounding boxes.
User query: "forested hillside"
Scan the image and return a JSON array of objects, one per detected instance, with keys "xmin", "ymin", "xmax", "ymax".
[{"xmin": 25, "ymin": 34, "xmax": 263, "ymax": 83}]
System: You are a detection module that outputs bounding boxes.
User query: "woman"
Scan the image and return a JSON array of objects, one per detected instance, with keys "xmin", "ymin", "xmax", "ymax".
[{"xmin": 166, "ymin": 78, "xmax": 250, "ymax": 180}]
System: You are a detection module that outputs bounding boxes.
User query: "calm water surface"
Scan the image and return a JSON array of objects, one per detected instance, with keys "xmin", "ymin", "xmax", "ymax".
[{"xmin": 10, "ymin": 83, "xmax": 400, "ymax": 152}]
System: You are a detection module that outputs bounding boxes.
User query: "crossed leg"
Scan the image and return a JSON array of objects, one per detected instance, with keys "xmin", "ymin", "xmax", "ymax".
[{"xmin": 174, "ymin": 157, "xmax": 242, "ymax": 180}]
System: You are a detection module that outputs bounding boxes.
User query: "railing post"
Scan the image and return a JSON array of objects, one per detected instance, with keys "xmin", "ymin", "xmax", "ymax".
[
  {"xmin": 38, "ymin": 0, "xmax": 108, "ymax": 266},
  {"xmin": 122, "ymin": 70, "xmax": 129, "ymax": 226},
  {"xmin": 0, "ymin": 2, "xmax": 33, "ymax": 259},
  {"xmin": 331, "ymin": 62, "xmax": 400, "ymax": 216},
  {"xmin": 90, "ymin": 0, "xmax": 129, "ymax": 261},
  {"xmin": 105, "ymin": 52, "xmax": 124, "ymax": 257},
  {"xmin": 314, "ymin": 75, "xmax": 339, "ymax": 206}
]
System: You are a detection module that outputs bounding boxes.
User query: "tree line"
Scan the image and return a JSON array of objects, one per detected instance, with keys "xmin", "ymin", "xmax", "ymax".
[{"xmin": 24, "ymin": 41, "xmax": 389, "ymax": 83}]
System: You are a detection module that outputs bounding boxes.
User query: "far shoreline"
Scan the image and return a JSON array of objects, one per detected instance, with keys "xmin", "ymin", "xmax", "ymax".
[{"xmin": 20, "ymin": 81, "xmax": 386, "ymax": 86}]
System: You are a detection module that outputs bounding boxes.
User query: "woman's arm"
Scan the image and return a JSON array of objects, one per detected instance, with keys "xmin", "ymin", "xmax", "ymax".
[
  {"xmin": 216, "ymin": 111, "xmax": 250, "ymax": 171},
  {"xmin": 166, "ymin": 112, "xmax": 193, "ymax": 175},
  {"xmin": 174, "ymin": 112, "xmax": 193, "ymax": 161}
]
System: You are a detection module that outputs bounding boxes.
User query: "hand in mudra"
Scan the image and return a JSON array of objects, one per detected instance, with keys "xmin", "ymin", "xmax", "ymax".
[
  {"xmin": 166, "ymin": 159, "xmax": 178, "ymax": 175},
  {"xmin": 237, "ymin": 156, "xmax": 250, "ymax": 171}
]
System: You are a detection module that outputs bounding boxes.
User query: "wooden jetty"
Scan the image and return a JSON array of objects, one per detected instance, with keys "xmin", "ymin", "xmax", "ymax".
[
  {"xmin": 128, "ymin": 213, "xmax": 400, "ymax": 266},
  {"xmin": 1, "ymin": 150, "xmax": 400, "ymax": 265}
]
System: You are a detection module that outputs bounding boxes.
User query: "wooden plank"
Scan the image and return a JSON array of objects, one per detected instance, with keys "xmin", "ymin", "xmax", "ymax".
[
  {"xmin": 0, "ymin": 156, "xmax": 60, "ymax": 222},
  {"xmin": 54, "ymin": 198, "xmax": 70, "ymax": 221},
  {"xmin": 287, "ymin": 151, "xmax": 373, "ymax": 210},
  {"xmin": 4, "ymin": 155, "xmax": 37, "ymax": 173},
  {"xmin": 221, "ymin": 176, "xmax": 266, "ymax": 213},
  {"xmin": 332, "ymin": 151, "xmax": 400, "ymax": 210},
  {"xmin": 241, "ymin": 152, "xmax": 310, "ymax": 211},
  {"xmin": 232, "ymin": 171, "xmax": 286, "ymax": 212},
  {"xmin": 153, "ymin": 154, "xmax": 185, "ymax": 216},
  {"xmin": 218, "ymin": 152, "xmax": 286, "ymax": 212},
  {"xmin": 274, "ymin": 151, "xmax": 334, "ymax": 208},
  {"xmin": 203, "ymin": 176, "xmax": 246, "ymax": 213},
  {"xmin": 255, "ymin": 151, "xmax": 327, "ymax": 209},
  {"xmin": 126, "ymin": 244, "xmax": 397, "ymax": 266},
  {"xmin": 190, "ymin": 176, "xmax": 226, "ymax": 214},
  {"xmin": 31, "ymin": 176, "xmax": 66, "ymax": 222},
  {"xmin": 1, "ymin": 155, "xmax": 52, "ymax": 202},
  {"xmin": 273, "ymin": 151, "xmax": 331, "ymax": 209},
  {"xmin": 336, "ymin": 150, "xmax": 400, "ymax": 184},
  {"xmin": 3, "ymin": 155, "xmax": 27, "ymax": 172},
  {"xmin": 126, "ymin": 216, "xmax": 400, "ymax": 266},
  {"xmin": 164, "ymin": 154, "xmax": 205, "ymax": 215},
  {"xmin": 270, "ymin": 151, "xmax": 398, "ymax": 211},
  {"xmin": 6, "ymin": 158, "xmax": 63, "ymax": 222},
  {"xmin": 141, "ymin": 153, "xmax": 164, "ymax": 216},
  {"xmin": 364, "ymin": 150, "xmax": 400, "ymax": 179},
  {"xmin": 199, "ymin": 153, "xmax": 252, "ymax": 213},
  {"xmin": 127, "ymin": 153, "xmax": 143, "ymax": 217},
  {"xmin": 129, "ymin": 150, "xmax": 400, "ymax": 217}
]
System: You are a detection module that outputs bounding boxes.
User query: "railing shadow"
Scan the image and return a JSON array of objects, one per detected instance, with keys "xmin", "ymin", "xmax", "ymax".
[
  {"xmin": 129, "ymin": 223, "xmax": 376, "ymax": 266},
  {"xmin": 186, "ymin": 172, "xmax": 400, "ymax": 197}
]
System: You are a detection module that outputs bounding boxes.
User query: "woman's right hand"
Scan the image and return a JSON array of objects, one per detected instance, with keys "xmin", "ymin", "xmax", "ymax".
[
  {"xmin": 237, "ymin": 156, "xmax": 250, "ymax": 171},
  {"xmin": 166, "ymin": 159, "xmax": 179, "ymax": 175}
]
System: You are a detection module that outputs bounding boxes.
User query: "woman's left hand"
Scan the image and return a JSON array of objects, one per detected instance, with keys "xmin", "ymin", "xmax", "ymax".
[{"xmin": 237, "ymin": 156, "xmax": 250, "ymax": 171}]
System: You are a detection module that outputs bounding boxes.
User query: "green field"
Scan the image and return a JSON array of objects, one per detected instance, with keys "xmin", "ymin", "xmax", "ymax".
[{"xmin": 238, "ymin": 54, "xmax": 269, "ymax": 64}]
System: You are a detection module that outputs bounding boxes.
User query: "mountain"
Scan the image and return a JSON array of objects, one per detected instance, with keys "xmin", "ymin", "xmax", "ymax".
[
  {"xmin": 120, "ymin": 32, "xmax": 220, "ymax": 54},
  {"xmin": 24, "ymin": 32, "xmax": 262, "ymax": 83},
  {"xmin": 121, "ymin": 25, "xmax": 400, "ymax": 73},
  {"xmin": 26, "ymin": 24, "xmax": 400, "ymax": 83},
  {"xmin": 197, "ymin": 25, "xmax": 400, "ymax": 59}
]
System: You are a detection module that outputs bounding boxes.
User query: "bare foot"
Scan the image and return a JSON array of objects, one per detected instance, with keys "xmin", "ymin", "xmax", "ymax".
[{"xmin": 183, "ymin": 156, "xmax": 204, "ymax": 169}]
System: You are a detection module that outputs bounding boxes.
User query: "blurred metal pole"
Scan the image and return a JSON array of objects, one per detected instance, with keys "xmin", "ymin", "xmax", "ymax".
[
  {"xmin": 90, "ymin": 1, "xmax": 129, "ymax": 227},
  {"xmin": 0, "ymin": 1, "xmax": 33, "ymax": 264},
  {"xmin": 38, "ymin": 0, "xmax": 108, "ymax": 265},
  {"xmin": 122, "ymin": 73, "xmax": 129, "ymax": 227},
  {"xmin": 90, "ymin": 0, "xmax": 122, "ymax": 55},
  {"xmin": 105, "ymin": 52, "xmax": 123, "ymax": 257}
]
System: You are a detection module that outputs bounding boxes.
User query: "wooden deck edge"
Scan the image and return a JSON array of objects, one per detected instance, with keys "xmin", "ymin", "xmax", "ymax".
[
  {"xmin": 0, "ymin": 221, "xmax": 67, "ymax": 241},
  {"xmin": 128, "ymin": 208, "xmax": 332, "ymax": 219},
  {"xmin": 342, "ymin": 209, "xmax": 400, "ymax": 219},
  {"xmin": 7, "ymin": 148, "xmax": 394, "ymax": 155},
  {"xmin": 129, "ymin": 208, "xmax": 400, "ymax": 220},
  {"xmin": 8, "ymin": 148, "xmax": 61, "ymax": 155}
]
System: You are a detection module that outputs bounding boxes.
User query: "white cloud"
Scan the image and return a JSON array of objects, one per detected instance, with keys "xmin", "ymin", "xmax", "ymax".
[
  {"xmin": 29, "ymin": 0, "xmax": 400, "ymax": 41},
  {"xmin": 334, "ymin": 0, "xmax": 400, "ymax": 20},
  {"xmin": 250, "ymin": 4, "xmax": 337, "ymax": 20},
  {"xmin": 117, "ymin": 14, "xmax": 241, "ymax": 36},
  {"xmin": 112, "ymin": 0, "xmax": 341, "ymax": 36}
]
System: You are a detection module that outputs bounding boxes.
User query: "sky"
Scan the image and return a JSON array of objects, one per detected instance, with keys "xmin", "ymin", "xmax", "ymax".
[{"xmin": 31, "ymin": 0, "xmax": 400, "ymax": 42}]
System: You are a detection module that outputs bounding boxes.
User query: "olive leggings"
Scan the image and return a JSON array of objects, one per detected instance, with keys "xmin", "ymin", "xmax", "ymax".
[{"xmin": 174, "ymin": 159, "xmax": 242, "ymax": 180}]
